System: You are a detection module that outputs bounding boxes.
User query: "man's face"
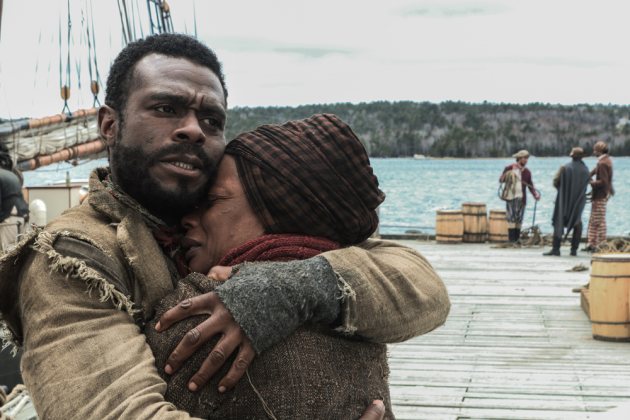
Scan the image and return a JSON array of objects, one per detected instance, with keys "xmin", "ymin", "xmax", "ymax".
[
  {"xmin": 518, "ymin": 157, "xmax": 529, "ymax": 166},
  {"xmin": 103, "ymin": 54, "xmax": 227, "ymax": 222}
]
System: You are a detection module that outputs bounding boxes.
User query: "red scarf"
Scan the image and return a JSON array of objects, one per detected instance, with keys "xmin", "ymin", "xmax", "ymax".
[{"xmin": 218, "ymin": 234, "xmax": 340, "ymax": 266}]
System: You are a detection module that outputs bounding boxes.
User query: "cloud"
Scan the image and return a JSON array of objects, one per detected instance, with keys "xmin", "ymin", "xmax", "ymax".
[
  {"xmin": 391, "ymin": 56, "xmax": 612, "ymax": 69},
  {"xmin": 214, "ymin": 37, "xmax": 356, "ymax": 58},
  {"xmin": 400, "ymin": 2, "xmax": 508, "ymax": 18},
  {"xmin": 272, "ymin": 46, "xmax": 355, "ymax": 59}
]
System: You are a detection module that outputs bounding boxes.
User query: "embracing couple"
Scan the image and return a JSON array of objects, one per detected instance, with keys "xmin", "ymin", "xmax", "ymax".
[{"xmin": 0, "ymin": 34, "xmax": 450, "ymax": 419}]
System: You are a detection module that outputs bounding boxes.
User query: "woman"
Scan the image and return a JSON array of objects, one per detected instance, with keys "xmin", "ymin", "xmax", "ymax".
[{"xmin": 145, "ymin": 114, "xmax": 394, "ymax": 419}]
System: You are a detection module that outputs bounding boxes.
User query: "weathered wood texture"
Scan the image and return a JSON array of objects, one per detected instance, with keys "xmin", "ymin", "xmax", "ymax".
[{"xmin": 388, "ymin": 241, "xmax": 630, "ymax": 419}]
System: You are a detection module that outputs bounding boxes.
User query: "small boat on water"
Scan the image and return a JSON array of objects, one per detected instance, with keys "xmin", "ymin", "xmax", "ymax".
[{"xmin": 413, "ymin": 153, "xmax": 428, "ymax": 160}]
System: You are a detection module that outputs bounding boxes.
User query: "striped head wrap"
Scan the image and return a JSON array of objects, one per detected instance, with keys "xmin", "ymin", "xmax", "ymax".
[{"xmin": 225, "ymin": 114, "xmax": 385, "ymax": 245}]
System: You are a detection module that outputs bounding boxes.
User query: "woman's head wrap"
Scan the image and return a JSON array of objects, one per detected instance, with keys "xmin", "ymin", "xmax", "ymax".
[{"xmin": 225, "ymin": 114, "xmax": 385, "ymax": 245}]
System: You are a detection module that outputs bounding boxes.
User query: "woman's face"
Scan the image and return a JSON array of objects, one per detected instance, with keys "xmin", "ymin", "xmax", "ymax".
[{"xmin": 181, "ymin": 155, "xmax": 264, "ymax": 273}]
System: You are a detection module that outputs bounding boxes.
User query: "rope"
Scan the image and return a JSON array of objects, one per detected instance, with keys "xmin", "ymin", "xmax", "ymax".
[
  {"xmin": 594, "ymin": 238, "xmax": 630, "ymax": 253},
  {"xmin": 193, "ymin": 0, "xmax": 198, "ymax": 38},
  {"xmin": 134, "ymin": 0, "xmax": 145, "ymax": 39},
  {"xmin": 89, "ymin": 0, "xmax": 103, "ymax": 96},
  {"xmin": 84, "ymin": 0, "xmax": 101, "ymax": 107},
  {"xmin": 117, "ymin": 0, "xmax": 129, "ymax": 44},
  {"xmin": 58, "ymin": 0, "xmax": 72, "ymax": 116},
  {"xmin": 246, "ymin": 370, "xmax": 278, "ymax": 420}
]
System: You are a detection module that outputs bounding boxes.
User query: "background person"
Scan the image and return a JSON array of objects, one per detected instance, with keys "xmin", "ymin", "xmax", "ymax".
[
  {"xmin": 0, "ymin": 146, "xmax": 28, "ymax": 251},
  {"xmin": 148, "ymin": 114, "xmax": 398, "ymax": 419},
  {"xmin": 584, "ymin": 140, "xmax": 613, "ymax": 252},
  {"xmin": 543, "ymin": 147, "xmax": 590, "ymax": 256},
  {"xmin": 499, "ymin": 149, "xmax": 540, "ymax": 242},
  {"xmin": 0, "ymin": 33, "xmax": 449, "ymax": 419}
]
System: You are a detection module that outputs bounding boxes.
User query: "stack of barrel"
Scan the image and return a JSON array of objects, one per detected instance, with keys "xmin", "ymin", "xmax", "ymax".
[{"xmin": 435, "ymin": 202, "xmax": 508, "ymax": 244}]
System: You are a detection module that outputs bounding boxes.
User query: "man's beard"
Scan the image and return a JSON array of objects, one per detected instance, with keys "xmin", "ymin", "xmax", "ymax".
[{"xmin": 110, "ymin": 139, "xmax": 217, "ymax": 223}]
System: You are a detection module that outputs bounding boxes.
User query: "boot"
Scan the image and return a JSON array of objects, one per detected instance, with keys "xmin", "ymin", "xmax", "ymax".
[
  {"xmin": 570, "ymin": 223, "xmax": 582, "ymax": 256},
  {"xmin": 508, "ymin": 228, "xmax": 516, "ymax": 243},
  {"xmin": 514, "ymin": 228, "xmax": 521, "ymax": 243},
  {"xmin": 543, "ymin": 237, "xmax": 561, "ymax": 256}
]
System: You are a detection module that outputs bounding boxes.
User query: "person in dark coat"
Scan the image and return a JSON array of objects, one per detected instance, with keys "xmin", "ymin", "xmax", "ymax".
[
  {"xmin": 0, "ymin": 149, "xmax": 29, "ymax": 251},
  {"xmin": 543, "ymin": 147, "xmax": 590, "ymax": 256}
]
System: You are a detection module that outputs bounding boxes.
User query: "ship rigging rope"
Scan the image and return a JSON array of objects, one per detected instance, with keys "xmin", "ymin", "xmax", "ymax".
[
  {"xmin": 117, "ymin": 0, "xmax": 129, "ymax": 44},
  {"xmin": 59, "ymin": 0, "xmax": 73, "ymax": 115},
  {"xmin": 85, "ymin": 0, "xmax": 101, "ymax": 107}
]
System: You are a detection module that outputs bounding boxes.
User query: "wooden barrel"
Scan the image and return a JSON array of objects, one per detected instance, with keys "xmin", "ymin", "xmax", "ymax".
[
  {"xmin": 488, "ymin": 209, "xmax": 508, "ymax": 243},
  {"xmin": 461, "ymin": 202, "xmax": 488, "ymax": 243},
  {"xmin": 590, "ymin": 253, "xmax": 630, "ymax": 342},
  {"xmin": 435, "ymin": 210, "xmax": 463, "ymax": 244}
]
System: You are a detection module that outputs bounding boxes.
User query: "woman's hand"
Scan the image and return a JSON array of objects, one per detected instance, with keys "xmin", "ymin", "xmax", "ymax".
[{"xmin": 155, "ymin": 291, "xmax": 256, "ymax": 393}]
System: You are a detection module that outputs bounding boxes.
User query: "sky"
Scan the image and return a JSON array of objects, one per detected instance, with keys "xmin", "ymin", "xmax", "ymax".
[{"xmin": 1, "ymin": 0, "xmax": 630, "ymax": 119}]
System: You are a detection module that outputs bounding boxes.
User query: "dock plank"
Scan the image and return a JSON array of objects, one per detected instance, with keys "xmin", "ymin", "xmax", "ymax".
[{"xmin": 387, "ymin": 241, "xmax": 630, "ymax": 419}]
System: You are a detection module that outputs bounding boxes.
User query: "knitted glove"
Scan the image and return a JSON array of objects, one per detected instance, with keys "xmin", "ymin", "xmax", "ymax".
[{"xmin": 214, "ymin": 256, "xmax": 340, "ymax": 353}]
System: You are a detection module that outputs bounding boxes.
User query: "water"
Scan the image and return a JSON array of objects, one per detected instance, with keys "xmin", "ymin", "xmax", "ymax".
[
  {"xmin": 22, "ymin": 156, "xmax": 630, "ymax": 236},
  {"xmin": 372, "ymin": 156, "xmax": 630, "ymax": 236}
]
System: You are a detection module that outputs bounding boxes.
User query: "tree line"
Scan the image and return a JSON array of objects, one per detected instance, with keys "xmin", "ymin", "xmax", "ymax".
[{"xmin": 225, "ymin": 101, "xmax": 630, "ymax": 157}]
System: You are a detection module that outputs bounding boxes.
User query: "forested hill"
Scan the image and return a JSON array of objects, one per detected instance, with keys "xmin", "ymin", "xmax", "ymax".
[{"xmin": 225, "ymin": 101, "xmax": 630, "ymax": 157}]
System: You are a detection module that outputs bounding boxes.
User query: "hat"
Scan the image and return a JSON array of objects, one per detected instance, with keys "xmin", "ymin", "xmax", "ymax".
[
  {"xmin": 569, "ymin": 147, "xmax": 584, "ymax": 158},
  {"xmin": 225, "ymin": 114, "xmax": 385, "ymax": 245},
  {"xmin": 512, "ymin": 150, "xmax": 530, "ymax": 159}
]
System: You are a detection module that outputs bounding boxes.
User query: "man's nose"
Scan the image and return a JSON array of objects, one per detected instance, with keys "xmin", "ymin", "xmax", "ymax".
[{"xmin": 173, "ymin": 112, "xmax": 205, "ymax": 144}]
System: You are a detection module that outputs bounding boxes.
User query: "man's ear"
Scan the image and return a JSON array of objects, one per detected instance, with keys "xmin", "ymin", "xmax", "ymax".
[{"xmin": 98, "ymin": 105, "xmax": 118, "ymax": 147}]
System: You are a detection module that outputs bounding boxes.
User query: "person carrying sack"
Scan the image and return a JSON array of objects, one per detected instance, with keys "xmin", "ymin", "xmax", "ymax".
[{"xmin": 499, "ymin": 150, "xmax": 540, "ymax": 243}]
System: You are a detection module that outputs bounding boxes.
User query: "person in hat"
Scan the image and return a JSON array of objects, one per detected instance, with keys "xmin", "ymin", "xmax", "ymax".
[
  {"xmin": 583, "ymin": 140, "xmax": 614, "ymax": 251},
  {"xmin": 499, "ymin": 150, "xmax": 540, "ymax": 242},
  {"xmin": 146, "ymin": 114, "xmax": 405, "ymax": 419},
  {"xmin": 543, "ymin": 147, "xmax": 590, "ymax": 256}
]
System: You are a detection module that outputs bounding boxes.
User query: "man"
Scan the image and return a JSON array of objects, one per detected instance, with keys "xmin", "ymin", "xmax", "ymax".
[
  {"xmin": 0, "ymin": 147, "xmax": 28, "ymax": 251},
  {"xmin": 0, "ymin": 34, "xmax": 449, "ymax": 419},
  {"xmin": 543, "ymin": 147, "xmax": 590, "ymax": 256},
  {"xmin": 584, "ymin": 140, "xmax": 614, "ymax": 252},
  {"xmin": 499, "ymin": 149, "xmax": 540, "ymax": 242}
]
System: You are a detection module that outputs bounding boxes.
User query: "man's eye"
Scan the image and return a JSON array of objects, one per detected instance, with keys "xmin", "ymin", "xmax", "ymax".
[
  {"xmin": 200, "ymin": 116, "xmax": 222, "ymax": 129},
  {"xmin": 155, "ymin": 105, "xmax": 176, "ymax": 114}
]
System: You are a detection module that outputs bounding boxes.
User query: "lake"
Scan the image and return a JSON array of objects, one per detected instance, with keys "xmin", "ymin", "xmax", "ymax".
[{"xmin": 22, "ymin": 156, "xmax": 630, "ymax": 236}]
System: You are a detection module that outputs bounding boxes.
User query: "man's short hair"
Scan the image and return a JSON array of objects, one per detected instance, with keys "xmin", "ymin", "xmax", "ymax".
[{"xmin": 104, "ymin": 33, "xmax": 228, "ymax": 115}]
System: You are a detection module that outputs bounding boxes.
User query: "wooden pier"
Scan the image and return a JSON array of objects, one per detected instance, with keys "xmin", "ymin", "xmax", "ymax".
[{"xmin": 388, "ymin": 241, "xmax": 630, "ymax": 420}]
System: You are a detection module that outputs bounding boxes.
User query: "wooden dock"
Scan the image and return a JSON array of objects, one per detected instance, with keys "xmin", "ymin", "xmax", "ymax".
[{"xmin": 388, "ymin": 241, "xmax": 630, "ymax": 420}]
